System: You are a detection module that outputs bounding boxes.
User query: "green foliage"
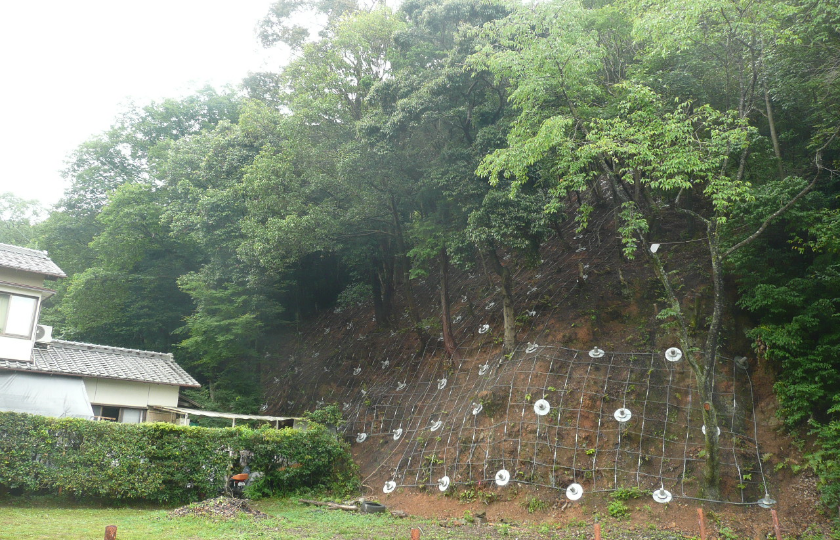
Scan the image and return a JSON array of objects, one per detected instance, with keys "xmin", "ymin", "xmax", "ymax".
[
  {"xmin": 718, "ymin": 526, "xmax": 739, "ymax": 540},
  {"xmin": 524, "ymin": 496, "xmax": 548, "ymax": 513},
  {"xmin": 0, "ymin": 412, "xmax": 357, "ymax": 503},
  {"xmin": 618, "ymin": 202, "xmax": 649, "ymax": 259},
  {"xmin": 20, "ymin": 0, "xmax": 840, "ymax": 510},
  {"xmin": 808, "ymin": 417, "xmax": 840, "ymax": 510},
  {"xmin": 303, "ymin": 404, "xmax": 345, "ymax": 428},
  {"xmin": 607, "ymin": 499, "xmax": 630, "ymax": 518},
  {"xmin": 335, "ymin": 282, "xmax": 373, "ymax": 309},
  {"xmin": 610, "ymin": 486, "xmax": 647, "ymax": 501},
  {"xmin": 0, "ymin": 192, "xmax": 44, "ymax": 246}
]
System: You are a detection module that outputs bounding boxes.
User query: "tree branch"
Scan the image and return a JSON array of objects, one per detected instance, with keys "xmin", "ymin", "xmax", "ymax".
[
  {"xmin": 722, "ymin": 126, "xmax": 840, "ymax": 258},
  {"xmin": 675, "ymin": 206, "xmax": 711, "ymax": 226}
]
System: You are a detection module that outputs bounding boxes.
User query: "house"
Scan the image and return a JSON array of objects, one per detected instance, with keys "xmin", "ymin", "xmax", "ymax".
[{"xmin": 0, "ymin": 242, "xmax": 200, "ymax": 423}]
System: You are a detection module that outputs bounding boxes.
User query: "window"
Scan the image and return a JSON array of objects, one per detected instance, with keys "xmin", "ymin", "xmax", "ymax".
[
  {"xmin": 119, "ymin": 408, "xmax": 145, "ymax": 424},
  {"xmin": 92, "ymin": 405, "xmax": 146, "ymax": 424},
  {"xmin": 0, "ymin": 292, "xmax": 39, "ymax": 338}
]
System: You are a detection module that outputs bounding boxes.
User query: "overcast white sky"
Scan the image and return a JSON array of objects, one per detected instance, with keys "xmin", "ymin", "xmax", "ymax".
[{"xmin": 0, "ymin": 1, "xmax": 284, "ymax": 208}]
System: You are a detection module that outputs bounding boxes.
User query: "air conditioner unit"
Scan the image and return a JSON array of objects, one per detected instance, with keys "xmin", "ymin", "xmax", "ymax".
[{"xmin": 35, "ymin": 324, "xmax": 53, "ymax": 343}]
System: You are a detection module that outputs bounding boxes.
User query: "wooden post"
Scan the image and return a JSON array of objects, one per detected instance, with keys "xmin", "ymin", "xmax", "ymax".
[
  {"xmin": 771, "ymin": 509, "xmax": 782, "ymax": 540},
  {"xmin": 104, "ymin": 525, "xmax": 117, "ymax": 540},
  {"xmin": 594, "ymin": 523, "xmax": 601, "ymax": 540},
  {"xmin": 697, "ymin": 508, "xmax": 707, "ymax": 540},
  {"xmin": 410, "ymin": 528, "xmax": 421, "ymax": 540}
]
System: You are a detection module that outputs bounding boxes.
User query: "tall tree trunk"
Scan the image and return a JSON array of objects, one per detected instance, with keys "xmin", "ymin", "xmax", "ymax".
[
  {"xmin": 647, "ymin": 230, "xmax": 721, "ymax": 499},
  {"xmin": 486, "ymin": 248, "xmax": 516, "ymax": 354},
  {"xmin": 764, "ymin": 82, "xmax": 784, "ymax": 181},
  {"xmin": 439, "ymin": 246, "xmax": 457, "ymax": 357},
  {"xmin": 390, "ymin": 194, "xmax": 427, "ymax": 344},
  {"xmin": 379, "ymin": 242, "xmax": 395, "ymax": 327},
  {"xmin": 370, "ymin": 256, "xmax": 389, "ymax": 328},
  {"xmin": 697, "ymin": 223, "xmax": 727, "ymax": 499}
]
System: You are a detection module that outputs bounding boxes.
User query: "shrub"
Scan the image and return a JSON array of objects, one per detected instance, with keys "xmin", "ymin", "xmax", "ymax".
[
  {"xmin": 0, "ymin": 412, "xmax": 357, "ymax": 504},
  {"xmin": 610, "ymin": 486, "xmax": 647, "ymax": 501},
  {"xmin": 809, "ymin": 416, "xmax": 840, "ymax": 510},
  {"xmin": 607, "ymin": 500, "xmax": 630, "ymax": 518}
]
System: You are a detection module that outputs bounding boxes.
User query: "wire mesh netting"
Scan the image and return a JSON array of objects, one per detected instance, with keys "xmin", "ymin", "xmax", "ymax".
[{"xmin": 266, "ymin": 220, "xmax": 771, "ymax": 506}]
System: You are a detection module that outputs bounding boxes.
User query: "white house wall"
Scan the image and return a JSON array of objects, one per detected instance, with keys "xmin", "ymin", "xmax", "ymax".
[
  {"xmin": 0, "ymin": 268, "xmax": 51, "ymax": 289},
  {"xmin": 83, "ymin": 377, "xmax": 179, "ymax": 408},
  {"xmin": 0, "ymin": 336, "xmax": 35, "ymax": 362}
]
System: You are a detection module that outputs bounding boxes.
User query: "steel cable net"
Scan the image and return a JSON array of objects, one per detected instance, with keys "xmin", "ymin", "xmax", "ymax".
[{"xmin": 267, "ymin": 219, "xmax": 770, "ymax": 506}]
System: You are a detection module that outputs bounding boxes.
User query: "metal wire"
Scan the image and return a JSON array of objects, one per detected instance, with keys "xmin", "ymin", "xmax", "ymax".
[{"xmin": 266, "ymin": 225, "xmax": 771, "ymax": 506}]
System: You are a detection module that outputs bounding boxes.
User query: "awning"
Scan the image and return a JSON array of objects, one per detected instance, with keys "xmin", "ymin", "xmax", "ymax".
[
  {"xmin": 149, "ymin": 405, "xmax": 301, "ymax": 427},
  {"xmin": 0, "ymin": 371, "xmax": 94, "ymax": 419}
]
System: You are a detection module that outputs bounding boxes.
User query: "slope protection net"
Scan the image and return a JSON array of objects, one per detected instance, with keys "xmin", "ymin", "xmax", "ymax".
[{"xmin": 266, "ymin": 218, "xmax": 772, "ymax": 506}]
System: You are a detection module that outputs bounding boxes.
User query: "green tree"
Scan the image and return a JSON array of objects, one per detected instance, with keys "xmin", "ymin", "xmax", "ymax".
[
  {"xmin": 0, "ymin": 193, "xmax": 44, "ymax": 246},
  {"xmin": 53, "ymin": 183, "xmax": 198, "ymax": 351},
  {"xmin": 471, "ymin": 0, "xmax": 830, "ymax": 496}
]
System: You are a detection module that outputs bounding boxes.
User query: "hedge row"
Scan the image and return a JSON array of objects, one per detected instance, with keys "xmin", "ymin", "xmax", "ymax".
[{"xmin": 0, "ymin": 412, "xmax": 358, "ymax": 503}]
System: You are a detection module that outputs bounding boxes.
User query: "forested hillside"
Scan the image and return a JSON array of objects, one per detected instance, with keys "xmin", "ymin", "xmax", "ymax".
[{"xmin": 3, "ymin": 0, "xmax": 838, "ymax": 512}]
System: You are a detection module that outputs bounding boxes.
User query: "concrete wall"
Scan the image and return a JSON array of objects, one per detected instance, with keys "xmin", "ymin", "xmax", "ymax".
[{"xmin": 83, "ymin": 378, "xmax": 179, "ymax": 408}]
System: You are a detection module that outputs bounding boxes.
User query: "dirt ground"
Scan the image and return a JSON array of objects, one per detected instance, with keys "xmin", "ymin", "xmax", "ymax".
[
  {"xmin": 266, "ymin": 224, "xmax": 837, "ymax": 539},
  {"xmin": 363, "ymin": 358, "xmax": 833, "ymax": 539}
]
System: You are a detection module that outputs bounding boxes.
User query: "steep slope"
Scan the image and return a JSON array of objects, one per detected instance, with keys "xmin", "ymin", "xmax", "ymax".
[{"xmin": 261, "ymin": 216, "xmax": 826, "ymax": 535}]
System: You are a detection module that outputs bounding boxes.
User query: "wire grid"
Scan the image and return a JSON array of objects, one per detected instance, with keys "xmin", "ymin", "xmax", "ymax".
[{"xmin": 265, "ymin": 217, "xmax": 770, "ymax": 505}]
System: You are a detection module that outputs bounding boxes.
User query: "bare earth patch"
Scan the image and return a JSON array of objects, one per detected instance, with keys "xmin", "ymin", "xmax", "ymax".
[{"xmin": 170, "ymin": 496, "xmax": 269, "ymax": 520}]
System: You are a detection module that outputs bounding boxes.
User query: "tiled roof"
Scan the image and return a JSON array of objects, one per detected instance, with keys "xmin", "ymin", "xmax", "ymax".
[
  {"xmin": 0, "ymin": 339, "xmax": 200, "ymax": 388},
  {"xmin": 0, "ymin": 243, "xmax": 66, "ymax": 278}
]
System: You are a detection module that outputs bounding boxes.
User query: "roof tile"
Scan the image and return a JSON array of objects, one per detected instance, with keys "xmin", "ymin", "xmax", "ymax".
[
  {"xmin": 0, "ymin": 243, "xmax": 66, "ymax": 278},
  {"xmin": 0, "ymin": 339, "xmax": 200, "ymax": 387}
]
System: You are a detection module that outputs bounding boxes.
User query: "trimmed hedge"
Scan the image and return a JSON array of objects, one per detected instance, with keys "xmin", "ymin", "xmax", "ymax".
[{"xmin": 0, "ymin": 412, "xmax": 357, "ymax": 503}]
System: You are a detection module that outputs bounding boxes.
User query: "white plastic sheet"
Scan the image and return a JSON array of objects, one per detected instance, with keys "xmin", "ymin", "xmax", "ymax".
[{"xmin": 0, "ymin": 371, "xmax": 94, "ymax": 419}]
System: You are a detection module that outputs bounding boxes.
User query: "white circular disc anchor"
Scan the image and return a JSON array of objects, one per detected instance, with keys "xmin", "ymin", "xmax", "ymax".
[
  {"xmin": 665, "ymin": 347, "xmax": 683, "ymax": 362},
  {"xmin": 478, "ymin": 324, "xmax": 490, "ymax": 334},
  {"xmin": 701, "ymin": 425, "xmax": 721, "ymax": 436},
  {"xmin": 430, "ymin": 420, "xmax": 443, "ymax": 432},
  {"xmin": 495, "ymin": 469, "xmax": 510, "ymax": 486},
  {"xmin": 614, "ymin": 408, "xmax": 632, "ymax": 423},
  {"xmin": 472, "ymin": 403, "xmax": 483, "ymax": 415},
  {"xmin": 356, "ymin": 433, "xmax": 367, "ymax": 443},
  {"xmin": 757, "ymin": 495, "xmax": 776, "ymax": 508},
  {"xmin": 652, "ymin": 488, "xmax": 672, "ymax": 504},
  {"xmin": 437, "ymin": 378, "xmax": 447, "ymax": 390},
  {"xmin": 589, "ymin": 347, "xmax": 605, "ymax": 358},
  {"xmin": 393, "ymin": 428, "xmax": 403, "ymax": 440},
  {"xmin": 525, "ymin": 343, "xmax": 539, "ymax": 354},
  {"xmin": 438, "ymin": 476, "xmax": 450, "ymax": 492},
  {"xmin": 383, "ymin": 481, "xmax": 396, "ymax": 494},
  {"xmin": 566, "ymin": 483, "xmax": 583, "ymax": 501},
  {"xmin": 534, "ymin": 399, "xmax": 551, "ymax": 416}
]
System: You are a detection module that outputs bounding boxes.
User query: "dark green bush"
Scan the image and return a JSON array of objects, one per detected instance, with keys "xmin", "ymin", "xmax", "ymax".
[
  {"xmin": 0, "ymin": 412, "xmax": 357, "ymax": 504},
  {"xmin": 809, "ymin": 415, "xmax": 840, "ymax": 510}
]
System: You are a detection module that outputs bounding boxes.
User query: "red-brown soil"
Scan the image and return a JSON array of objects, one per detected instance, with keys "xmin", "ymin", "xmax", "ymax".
[{"xmin": 264, "ymin": 217, "xmax": 835, "ymax": 538}]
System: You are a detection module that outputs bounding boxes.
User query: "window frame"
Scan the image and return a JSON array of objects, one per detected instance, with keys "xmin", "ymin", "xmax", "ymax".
[{"xmin": 0, "ymin": 291, "xmax": 40, "ymax": 339}]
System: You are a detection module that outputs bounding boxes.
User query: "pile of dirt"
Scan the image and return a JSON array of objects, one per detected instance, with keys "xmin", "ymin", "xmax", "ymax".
[{"xmin": 170, "ymin": 496, "xmax": 268, "ymax": 519}]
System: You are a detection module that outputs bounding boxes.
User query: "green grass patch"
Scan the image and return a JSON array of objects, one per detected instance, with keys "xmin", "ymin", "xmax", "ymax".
[{"xmin": 0, "ymin": 496, "xmax": 432, "ymax": 540}]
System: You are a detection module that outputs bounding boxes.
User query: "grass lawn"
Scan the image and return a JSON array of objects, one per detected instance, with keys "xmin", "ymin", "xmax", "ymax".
[
  {"xmin": 0, "ymin": 496, "xmax": 706, "ymax": 540},
  {"xmin": 0, "ymin": 496, "xmax": 495, "ymax": 540}
]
